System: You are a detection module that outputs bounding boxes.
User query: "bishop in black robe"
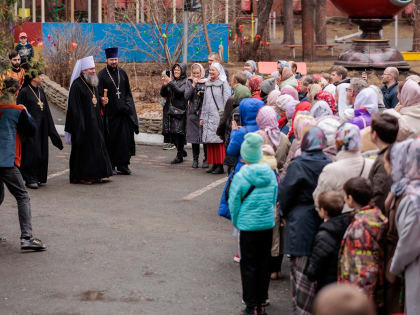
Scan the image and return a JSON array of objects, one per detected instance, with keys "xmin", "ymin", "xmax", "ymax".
[
  {"xmin": 65, "ymin": 76, "xmax": 113, "ymax": 183},
  {"xmin": 17, "ymin": 82, "xmax": 63, "ymax": 187},
  {"xmin": 98, "ymin": 65, "xmax": 139, "ymax": 174}
]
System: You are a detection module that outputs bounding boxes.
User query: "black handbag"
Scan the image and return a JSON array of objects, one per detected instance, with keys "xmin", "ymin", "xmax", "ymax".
[{"xmin": 168, "ymin": 105, "xmax": 186, "ymax": 119}]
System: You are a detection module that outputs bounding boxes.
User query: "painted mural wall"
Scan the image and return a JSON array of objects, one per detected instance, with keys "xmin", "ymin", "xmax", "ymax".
[{"xmin": 14, "ymin": 22, "xmax": 228, "ymax": 62}]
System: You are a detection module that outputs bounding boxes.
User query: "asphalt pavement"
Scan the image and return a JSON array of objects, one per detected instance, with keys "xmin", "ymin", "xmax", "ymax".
[{"xmin": 0, "ymin": 140, "xmax": 291, "ymax": 314}]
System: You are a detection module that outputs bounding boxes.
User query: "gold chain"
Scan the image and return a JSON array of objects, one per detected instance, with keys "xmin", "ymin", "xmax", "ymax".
[
  {"xmin": 80, "ymin": 77, "xmax": 98, "ymax": 106},
  {"xmin": 28, "ymin": 85, "xmax": 44, "ymax": 111}
]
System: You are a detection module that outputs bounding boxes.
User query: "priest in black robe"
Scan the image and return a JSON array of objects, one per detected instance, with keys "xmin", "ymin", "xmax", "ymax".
[
  {"xmin": 98, "ymin": 47, "xmax": 139, "ymax": 175},
  {"xmin": 65, "ymin": 56, "xmax": 113, "ymax": 184},
  {"xmin": 17, "ymin": 63, "xmax": 63, "ymax": 189}
]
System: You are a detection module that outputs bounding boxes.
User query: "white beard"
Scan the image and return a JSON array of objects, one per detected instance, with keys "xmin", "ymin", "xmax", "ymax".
[{"xmin": 83, "ymin": 73, "xmax": 99, "ymax": 87}]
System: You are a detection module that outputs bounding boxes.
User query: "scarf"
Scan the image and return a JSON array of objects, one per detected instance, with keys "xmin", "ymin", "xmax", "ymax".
[{"xmin": 256, "ymin": 105, "xmax": 281, "ymax": 147}]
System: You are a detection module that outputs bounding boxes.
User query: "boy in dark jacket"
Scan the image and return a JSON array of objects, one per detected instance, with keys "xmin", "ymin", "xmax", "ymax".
[
  {"xmin": 305, "ymin": 191, "xmax": 350, "ymax": 292},
  {"xmin": 15, "ymin": 32, "xmax": 34, "ymax": 69}
]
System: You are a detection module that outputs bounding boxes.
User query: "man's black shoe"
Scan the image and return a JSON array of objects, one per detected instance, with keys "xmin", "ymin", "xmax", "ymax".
[
  {"xmin": 26, "ymin": 182, "xmax": 38, "ymax": 189},
  {"xmin": 117, "ymin": 166, "xmax": 131, "ymax": 175},
  {"xmin": 212, "ymin": 165, "xmax": 225, "ymax": 174},
  {"xmin": 171, "ymin": 156, "xmax": 183, "ymax": 164},
  {"xmin": 21, "ymin": 238, "xmax": 47, "ymax": 251},
  {"xmin": 206, "ymin": 164, "xmax": 216, "ymax": 173}
]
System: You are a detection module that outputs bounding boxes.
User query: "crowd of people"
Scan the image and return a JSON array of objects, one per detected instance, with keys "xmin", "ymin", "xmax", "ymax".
[
  {"xmin": 160, "ymin": 56, "xmax": 419, "ymax": 315},
  {"xmin": 1, "ymin": 43, "xmax": 420, "ymax": 315}
]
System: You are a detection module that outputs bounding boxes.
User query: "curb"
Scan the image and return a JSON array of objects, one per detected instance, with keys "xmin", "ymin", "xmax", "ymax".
[{"xmin": 55, "ymin": 125, "xmax": 166, "ymax": 146}]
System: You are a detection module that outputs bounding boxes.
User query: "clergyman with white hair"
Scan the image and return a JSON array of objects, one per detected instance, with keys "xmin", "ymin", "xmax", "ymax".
[{"xmin": 64, "ymin": 56, "xmax": 113, "ymax": 184}]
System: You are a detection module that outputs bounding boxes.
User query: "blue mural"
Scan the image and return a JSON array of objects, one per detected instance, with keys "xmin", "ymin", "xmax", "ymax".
[{"xmin": 42, "ymin": 23, "xmax": 228, "ymax": 62}]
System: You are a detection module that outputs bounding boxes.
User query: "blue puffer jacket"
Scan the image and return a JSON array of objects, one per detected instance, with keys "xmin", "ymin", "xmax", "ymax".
[
  {"xmin": 228, "ymin": 163, "xmax": 277, "ymax": 231},
  {"xmin": 218, "ymin": 98, "xmax": 265, "ymax": 219}
]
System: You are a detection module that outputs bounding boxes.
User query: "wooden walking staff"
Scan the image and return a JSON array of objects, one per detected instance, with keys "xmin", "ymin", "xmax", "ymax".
[{"xmin": 103, "ymin": 89, "xmax": 108, "ymax": 106}]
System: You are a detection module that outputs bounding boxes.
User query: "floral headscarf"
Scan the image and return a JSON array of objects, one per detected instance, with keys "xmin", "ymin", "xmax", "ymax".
[
  {"xmin": 285, "ymin": 99, "xmax": 300, "ymax": 119},
  {"xmin": 308, "ymin": 84, "xmax": 322, "ymax": 103},
  {"xmin": 277, "ymin": 60, "xmax": 290, "ymax": 69},
  {"xmin": 281, "ymin": 85, "xmax": 299, "ymax": 100},
  {"xmin": 248, "ymin": 75, "xmax": 263, "ymax": 97},
  {"xmin": 279, "ymin": 67, "xmax": 293, "ymax": 82},
  {"xmin": 301, "ymin": 127, "xmax": 327, "ymax": 152},
  {"xmin": 310, "ymin": 100, "xmax": 333, "ymax": 119},
  {"xmin": 256, "ymin": 105, "xmax": 281, "ymax": 147},
  {"xmin": 267, "ymin": 90, "xmax": 281, "ymax": 106},
  {"xmin": 276, "ymin": 94, "xmax": 296, "ymax": 112},
  {"xmin": 335, "ymin": 122, "xmax": 361, "ymax": 152},
  {"xmin": 294, "ymin": 113, "xmax": 316, "ymax": 142},
  {"xmin": 390, "ymin": 138, "xmax": 414, "ymax": 196},
  {"xmin": 316, "ymin": 90, "xmax": 337, "ymax": 114},
  {"xmin": 400, "ymin": 79, "xmax": 420, "ymax": 108}
]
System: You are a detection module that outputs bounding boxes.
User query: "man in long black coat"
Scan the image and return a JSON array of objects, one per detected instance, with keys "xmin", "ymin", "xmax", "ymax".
[
  {"xmin": 98, "ymin": 47, "xmax": 139, "ymax": 175},
  {"xmin": 65, "ymin": 56, "xmax": 113, "ymax": 184},
  {"xmin": 17, "ymin": 65, "xmax": 63, "ymax": 189}
]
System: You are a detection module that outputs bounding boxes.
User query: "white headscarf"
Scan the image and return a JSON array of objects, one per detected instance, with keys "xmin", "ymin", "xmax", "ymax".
[
  {"xmin": 65, "ymin": 56, "xmax": 95, "ymax": 144},
  {"xmin": 317, "ymin": 116, "xmax": 342, "ymax": 146},
  {"xmin": 336, "ymin": 83, "xmax": 352, "ymax": 120},
  {"xmin": 354, "ymin": 87, "xmax": 379, "ymax": 114},
  {"xmin": 310, "ymin": 100, "xmax": 333, "ymax": 119},
  {"xmin": 211, "ymin": 62, "xmax": 227, "ymax": 82}
]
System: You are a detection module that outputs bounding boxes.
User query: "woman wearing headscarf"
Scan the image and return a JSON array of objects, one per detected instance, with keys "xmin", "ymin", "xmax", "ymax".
[
  {"xmin": 248, "ymin": 75, "xmax": 263, "ymax": 100},
  {"xmin": 348, "ymin": 87, "xmax": 379, "ymax": 130},
  {"xmin": 288, "ymin": 100, "xmax": 312, "ymax": 141},
  {"xmin": 275, "ymin": 94, "xmax": 299, "ymax": 135},
  {"xmin": 218, "ymin": 84, "xmax": 252, "ymax": 173},
  {"xmin": 316, "ymin": 90, "xmax": 337, "ymax": 115},
  {"xmin": 278, "ymin": 127, "xmax": 331, "ymax": 315},
  {"xmin": 310, "ymin": 100, "xmax": 333, "ymax": 120},
  {"xmin": 255, "ymin": 106, "xmax": 290, "ymax": 282},
  {"xmin": 397, "ymin": 79, "xmax": 420, "ymax": 137},
  {"xmin": 308, "ymin": 84, "xmax": 322, "ymax": 104},
  {"xmin": 281, "ymin": 85, "xmax": 299, "ymax": 101},
  {"xmin": 381, "ymin": 139, "xmax": 412, "ymax": 315},
  {"xmin": 200, "ymin": 62, "xmax": 231, "ymax": 174},
  {"xmin": 276, "ymin": 67, "xmax": 298, "ymax": 90},
  {"xmin": 316, "ymin": 115, "xmax": 342, "ymax": 161},
  {"xmin": 313, "ymin": 123, "xmax": 374, "ymax": 212},
  {"xmin": 386, "ymin": 138, "xmax": 420, "ymax": 315},
  {"xmin": 292, "ymin": 114, "xmax": 317, "ymax": 158},
  {"xmin": 160, "ymin": 63, "xmax": 188, "ymax": 164},
  {"xmin": 336, "ymin": 83, "xmax": 352, "ymax": 120},
  {"xmin": 244, "ymin": 60, "xmax": 257, "ymax": 76},
  {"xmin": 185, "ymin": 63, "xmax": 207, "ymax": 168},
  {"xmin": 266, "ymin": 90, "xmax": 281, "ymax": 107}
]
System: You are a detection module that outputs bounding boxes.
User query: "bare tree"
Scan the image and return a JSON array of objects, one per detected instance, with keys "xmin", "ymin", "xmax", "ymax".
[
  {"xmin": 110, "ymin": 1, "xmax": 206, "ymax": 67},
  {"xmin": 283, "ymin": 0, "xmax": 295, "ymax": 44},
  {"xmin": 302, "ymin": 0, "xmax": 314, "ymax": 61},
  {"xmin": 314, "ymin": 0, "xmax": 327, "ymax": 44},
  {"xmin": 249, "ymin": 0, "xmax": 274, "ymax": 59},
  {"xmin": 200, "ymin": 0, "xmax": 212, "ymax": 54},
  {"xmin": 413, "ymin": 0, "xmax": 420, "ymax": 51},
  {"xmin": 106, "ymin": 0, "xmax": 115, "ymax": 23}
]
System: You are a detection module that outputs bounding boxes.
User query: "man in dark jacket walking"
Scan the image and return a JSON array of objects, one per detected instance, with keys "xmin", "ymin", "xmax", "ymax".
[
  {"xmin": 306, "ymin": 191, "xmax": 350, "ymax": 292},
  {"xmin": 380, "ymin": 67, "xmax": 399, "ymax": 109}
]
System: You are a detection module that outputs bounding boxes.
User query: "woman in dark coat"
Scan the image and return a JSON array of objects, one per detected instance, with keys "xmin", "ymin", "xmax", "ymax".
[
  {"xmin": 184, "ymin": 63, "xmax": 207, "ymax": 168},
  {"xmin": 160, "ymin": 63, "xmax": 188, "ymax": 164},
  {"xmin": 278, "ymin": 127, "xmax": 331, "ymax": 315},
  {"xmin": 17, "ymin": 70, "xmax": 63, "ymax": 188}
]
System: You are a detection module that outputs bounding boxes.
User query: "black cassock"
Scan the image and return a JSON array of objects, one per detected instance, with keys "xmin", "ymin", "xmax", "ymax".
[
  {"xmin": 17, "ymin": 84, "xmax": 63, "ymax": 184},
  {"xmin": 65, "ymin": 77, "xmax": 113, "ymax": 182},
  {"xmin": 98, "ymin": 66, "xmax": 139, "ymax": 168}
]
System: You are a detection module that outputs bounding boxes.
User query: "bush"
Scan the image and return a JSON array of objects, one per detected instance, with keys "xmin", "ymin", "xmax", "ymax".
[{"xmin": 44, "ymin": 24, "xmax": 100, "ymax": 88}]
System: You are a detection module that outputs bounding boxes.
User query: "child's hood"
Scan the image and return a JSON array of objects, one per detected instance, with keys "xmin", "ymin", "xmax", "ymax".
[{"xmin": 240, "ymin": 162, "xmax": 274, "ymax": 188}]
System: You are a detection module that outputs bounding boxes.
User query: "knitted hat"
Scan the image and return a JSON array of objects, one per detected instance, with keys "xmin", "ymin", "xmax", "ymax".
[{"xmin": 240, "ymin": 133, "xmax": 264, "ymax": 163}]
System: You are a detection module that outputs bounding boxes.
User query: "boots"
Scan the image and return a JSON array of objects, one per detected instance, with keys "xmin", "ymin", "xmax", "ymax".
[
  {"xmin": 192, "ymin": 156, "xmax": 199, "ymax": 168},
  {"xmin": 206, "ymin": 164, "xmax": 217, "ymax": 173},
  {"xmin": 212, "ymin": 164, "xmax": 224, "ymax": 174},
  {"xmin": 171, "ymin": 152, "xmax": 184, "ymax": 164}
]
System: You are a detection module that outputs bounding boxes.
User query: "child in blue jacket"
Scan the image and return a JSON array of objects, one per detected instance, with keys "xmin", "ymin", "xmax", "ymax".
[{"xmin": 228, "ymin": 132, "xmax": 277, "ymax": 315}]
